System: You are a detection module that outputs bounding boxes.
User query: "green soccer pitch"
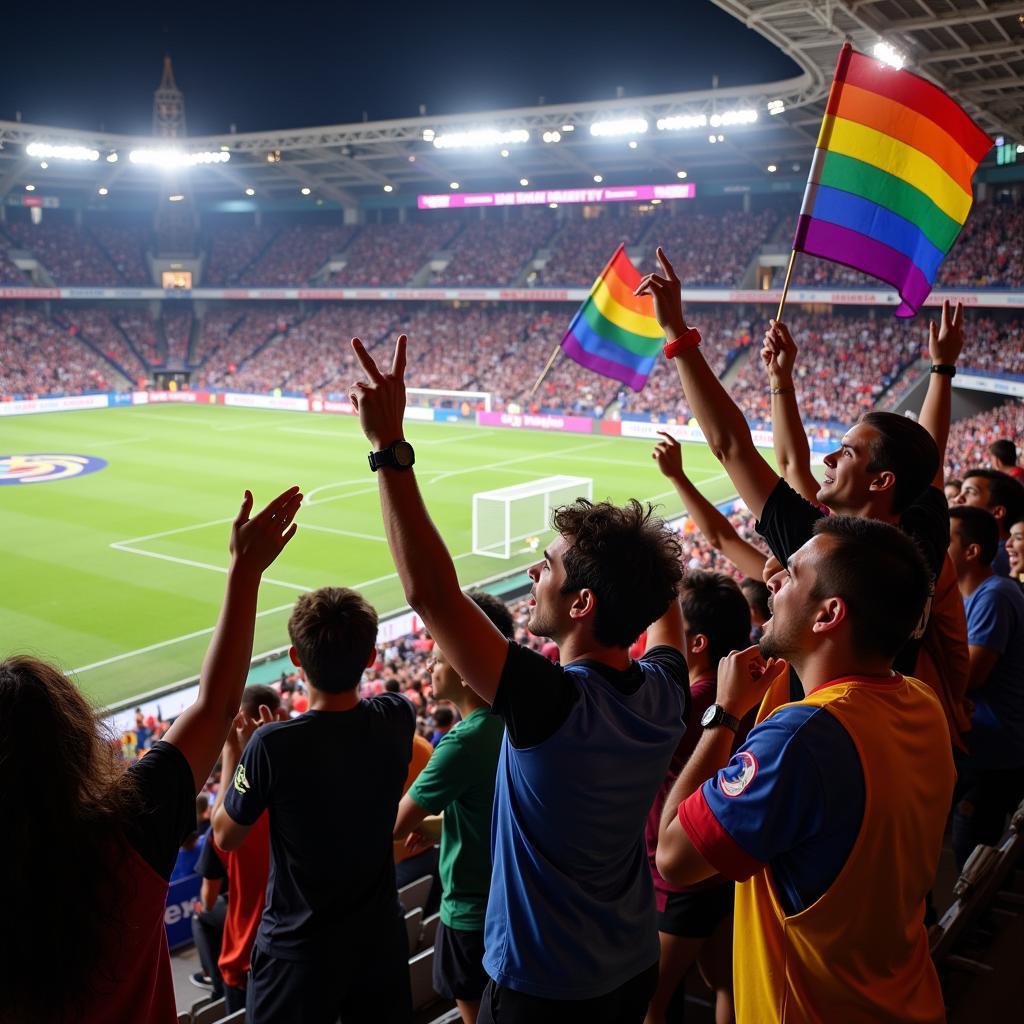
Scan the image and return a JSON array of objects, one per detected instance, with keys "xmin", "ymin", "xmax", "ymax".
[{"xmin": 1, "ymin": 404, "xmax": 740, "ymax": 708}]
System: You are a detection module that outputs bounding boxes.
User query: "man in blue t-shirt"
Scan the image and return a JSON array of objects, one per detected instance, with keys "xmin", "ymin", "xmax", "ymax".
[
  {"xmin": 213, "ymin": 586, "xmax": 416, "ymax": 1024},
  {"xmin": 948, "ymin": 505, "xmax": 1024, "ymax": 866},
  {"xmin": 349, "ymin": 335, "xmax": 689, "ymax": 1024}
]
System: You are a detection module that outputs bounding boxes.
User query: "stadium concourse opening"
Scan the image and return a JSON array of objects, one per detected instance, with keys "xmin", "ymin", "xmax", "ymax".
[{"xmin": 2, "ymin": 4, "xmax": 1024, "ymax": 1021}]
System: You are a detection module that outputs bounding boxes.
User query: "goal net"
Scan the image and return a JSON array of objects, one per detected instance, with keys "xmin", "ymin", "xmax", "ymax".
[{"xmin": 472, "ymin": 476, "xmax": 593, "ymax": 559}]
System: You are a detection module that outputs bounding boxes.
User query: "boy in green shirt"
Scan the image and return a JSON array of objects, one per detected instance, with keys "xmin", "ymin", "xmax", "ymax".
[{"xmin": 394, "ymin": 591, "xmax": 513, "ymax": 1024}]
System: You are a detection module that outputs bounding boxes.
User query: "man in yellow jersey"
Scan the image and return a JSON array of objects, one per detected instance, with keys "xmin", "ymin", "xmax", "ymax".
[{"xmin": 657, "ymin": 515, "xmax": 954, "ymax": 1024}]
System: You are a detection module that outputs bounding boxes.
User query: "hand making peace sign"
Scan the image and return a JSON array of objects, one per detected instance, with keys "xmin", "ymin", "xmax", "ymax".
[{"xmin": 349, "ymin": 334, "xmax": 408, "ymax": 450}]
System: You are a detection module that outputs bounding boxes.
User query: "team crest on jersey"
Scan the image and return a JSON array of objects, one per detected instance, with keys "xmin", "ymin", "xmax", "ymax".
[
  {"xmin": 0, "ymin": 454, "xmax": 107, "ymax": 485},
  {"xmin": 233, "ymin": 762, "xmax": 251, "ymax": 795},
  {"xmin": 721, "ymin": 750, "xmax": 759, "ymax": 797}
]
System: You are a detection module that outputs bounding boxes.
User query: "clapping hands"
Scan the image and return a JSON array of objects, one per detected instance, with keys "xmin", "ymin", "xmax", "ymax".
[{"xmin": 230, "ymin": 486, "xmax": 302, "ymax": 576}]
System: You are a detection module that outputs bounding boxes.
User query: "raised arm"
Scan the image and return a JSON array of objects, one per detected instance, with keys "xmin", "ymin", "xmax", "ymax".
[
  {"xmin": 918, "ymin": 300, "xmax": 964, "ymax": 488},
  {"xmin": 762, "ymin": 321, "xmax": 820, "ymax": 504},
  {"xmin": 163, "ymin": 487, "xmax": 301, "ymax": 791},
  {"xmin": 652, "ymin": 431, "xmax": 767, "ymax": 579},
  {"xmin": 637, "ymin": 249, "xmax": 780, "ymax": 520},
  {"xmin": 349, "ymin": 335, "xmax": 509, "ymax": 705}
]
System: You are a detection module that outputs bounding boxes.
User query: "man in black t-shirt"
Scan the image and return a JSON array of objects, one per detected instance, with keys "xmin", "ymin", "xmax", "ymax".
[
  {"xmin": 636, "ymin": 250, "xmax": 972, "ymax": 746},
  {"xmin": 213, "ymin": 586, "xmax": 416, "ymax": 1024}
]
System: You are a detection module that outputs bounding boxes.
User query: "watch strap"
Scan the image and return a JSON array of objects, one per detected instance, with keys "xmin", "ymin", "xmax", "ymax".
[
  {"xmin": 706, "ymin": 704, "xmax": 741, "ymax": 732},
  {"xmin": 664, "ymin": 328, "xmax": 702, "ymax": 360},
  {"xmin": 930, "ymin": 364, "xmax": 956, "ymax": 377}
]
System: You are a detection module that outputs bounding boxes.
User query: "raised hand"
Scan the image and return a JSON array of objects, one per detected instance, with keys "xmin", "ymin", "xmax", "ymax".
[
  {"xmin": 715, "ymin": 645, "xmax": 787, "ymax": 719},
  {"xmin": 652, "ymin": 430, "xmax": 685, "ymax": 481},
  {"xmin": 230, "ymin": 486, "xmax": 302, "ymax": 575},
  {"xmin": 349, "ymin": 334, "xmax": 408, "ymax": 450},
  {"xmin": 761, "ymin": 319, "xmax": 798, "ymax": 386},
  {"xmin": 634, "ymin": 247, "xmax": 689, "ymax": 340},
  {"xmin": 223, "ymin": 702, "xmax": 276, "ymax": 759},
  {"xmin": 928, "ymin": 299, "xmax": 965, "ymax": 366}
]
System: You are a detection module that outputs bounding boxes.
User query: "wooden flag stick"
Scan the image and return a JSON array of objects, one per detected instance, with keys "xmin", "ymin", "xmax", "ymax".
[
  {"xmin": 776, "ymin": 249, "xmax": 798, "ymax": 321},
  {"xmin": 528, "ymin": 340, "xmax": 563, "ymax": 400}
]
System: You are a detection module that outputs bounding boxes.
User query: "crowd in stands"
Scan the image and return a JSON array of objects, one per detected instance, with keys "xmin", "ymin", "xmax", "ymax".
[
  {"xmin": 433, "ymin": 216, "xmax": 556, "ymax": 286},
  {"xmin": 115, "ymin": 309, "xmax": 162, "ymax": 365},
  {"xmin": 329, "ymin": 221, "xmax": 462, "ymax": 286},
  {"xmin": 162, "ymin": 308, "xmax": 193, "ymax": 366},
  {"xmin": 90, "ymin": 223, "xmax": 151, "ymax": 286},
  {"xmin": 945, "ymin": 400, "xmax": 1024, "ymax": 481},
  {"xmin": 0, "ymin": 196, "xmax": 1021, "ymax": 291},
  {"xmin": 55, "ymin": 308, "xmax": 149, "ymax": 383},
  {"xmin": 203, "ymin": 225, "xmax": 279, "ymax": 285},
  {"xmin": 0, "ymin": 307, "xmax": 129, "ymax": 396},
  {"xmin": 0, "ymin": 239, "xmax": 30, "ymax": 284},
  {"xmin": 239, "ymin": 225, "xmax": 357, "ymax": 286},
  {"xmin": 642, "ymin": 207, "xmax": 778, "ymax": 287}
]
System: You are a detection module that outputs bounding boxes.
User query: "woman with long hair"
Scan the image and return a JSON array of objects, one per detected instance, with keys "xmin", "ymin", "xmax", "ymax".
[{"xmin": 0, "ymin": 486, "xmax": 301, "ymax": 1024}]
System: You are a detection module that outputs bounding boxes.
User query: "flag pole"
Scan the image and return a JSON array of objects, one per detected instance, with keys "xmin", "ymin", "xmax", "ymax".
[
  {"xmin": 528, "ymin": 340, "xmax": 563, "ymax": 400},
  {"xmin": 776, "ymin": 249, "xmax": 798, "ymax": 321}
]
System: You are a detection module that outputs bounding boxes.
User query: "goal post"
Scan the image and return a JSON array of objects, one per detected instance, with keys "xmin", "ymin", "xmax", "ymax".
[
  {"xmin": 406, "ymin": 387, "xmax": 492, "ymax": 413},
  {"xmin": 472, "ymin": 476, "xmax": 593, "ymax": 559}
]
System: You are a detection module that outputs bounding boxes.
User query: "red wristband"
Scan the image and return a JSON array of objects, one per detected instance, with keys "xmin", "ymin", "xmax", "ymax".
[{"xmin": 663, "ymin": 328, "xmax": 701, "ymax": 359}]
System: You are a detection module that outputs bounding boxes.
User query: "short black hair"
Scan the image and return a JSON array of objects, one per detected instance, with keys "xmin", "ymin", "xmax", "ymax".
[
  {"xmin": 740, "ymin": 577, "xmax": 771, "ymax": 621},
  {"xmin": 962, "ymin": 468, "xmax": 1024, "ymax": 528},
  {"xmin": 384, "ymin": 678, "xmax": 401, "ymax": 693},
  {"xmin": 810, "ymin": 515, "xmax": 931, "ymax": 660},
  {"xmin": 553, "ymin": 498, "xmax": 683, "ymax": 648},
  {"xmin": 466, "ymin": 589, "xmax": 516, "ymax": 639},
  {"xmin": 287, "ymin": 587, "xmax": 378, "ymax": 693},
  {"xmin": 680, "ymin": 571, "xmax": 752, "ymax": 666},
  {"xmin": 859, "ymin": 412, "xmax": 940, "ymax": 514},
  {"xmin": 950, "ymin": 505, "xmax": 1000, "ymax": 564},
  {"xmin": 432, "ymin": 706, "xmax": 455, "ymax": 728},
  {"xmin": 989, "ymin": 439, "xmax": 1019, "ymax": 467},
  {"xmin": 241, "ymin": 683, "xmax": 281, "ymax": 719}
]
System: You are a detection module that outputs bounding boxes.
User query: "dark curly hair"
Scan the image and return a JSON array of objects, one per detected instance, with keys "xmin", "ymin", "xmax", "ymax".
[{"xmin": 551, "ymin": 498, "xmax": 683, "ymax": 648}]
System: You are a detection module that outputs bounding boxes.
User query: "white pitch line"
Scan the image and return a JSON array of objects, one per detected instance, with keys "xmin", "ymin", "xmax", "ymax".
[
  {"xmin": 73, "ymin": 549, "xmax": 479, "ymax": 675},
  {"xmin": 280, "ymin": 427, "xmax": 356, "ymax": 438},
  {"xmin": 110, "ymin": 542, "xmax": 310, "ymax": 591},
  {"xmin": 298, "ymin": 522, "xmax": 387, "ymax": 543}
]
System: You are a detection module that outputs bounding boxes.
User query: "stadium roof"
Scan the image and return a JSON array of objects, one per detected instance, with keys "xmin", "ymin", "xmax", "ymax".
[{"xmin": 0, "ymin": 1, "xmax": 1019, "ymax": 206}]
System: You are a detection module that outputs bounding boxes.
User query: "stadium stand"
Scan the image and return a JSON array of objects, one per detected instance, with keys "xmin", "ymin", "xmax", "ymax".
[
  {"xmin": 328, "ymin": 221, "xmax": 461, "ymax": 286},
  {"xmin": 53, "ymin": 307, "xmax": 149, "ymax": 383},
  {"xmin": 202, "ymin": 224, "xmax": 279, "ymax": 285},
  {"xmin": 238, "ymin": 224, "xmax": 357, "ymax": 285},
  {"xmin": 162, "ymin": 308, "xmax": 194, "ymax": 366},
  {"xmin": 90, "ymin": 222, "xmax": 151, "ymax": 285},
  {"xmin": 945, "ymin": 401, "xmax": 1024, "ymax": 481}
]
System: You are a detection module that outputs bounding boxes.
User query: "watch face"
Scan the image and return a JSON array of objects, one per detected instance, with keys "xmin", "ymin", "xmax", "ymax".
[
  {"xmin": 701, "ymin": 705, "xmax": 719, "ymax": 728},
  {"xmin": 393, "ymin": 441, "xmax": 415, "ymax": 467}
]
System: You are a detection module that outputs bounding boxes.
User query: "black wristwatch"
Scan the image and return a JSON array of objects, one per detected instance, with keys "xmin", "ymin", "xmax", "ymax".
[
  {"xmin": 701, "ymin": 703, "xmax": 741, "ymax": 733},
  {"xmin": 368, "ymin": 439, "xmax": 415, "ymax": 472},
  {"xmin": 930, "ymin": 364, "xmax": 956, "ymax": 377}
]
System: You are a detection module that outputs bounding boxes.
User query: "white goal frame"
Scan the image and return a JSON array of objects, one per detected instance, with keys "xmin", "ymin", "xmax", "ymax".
[
  {"xmin": 407, "ymin": 387, "xmax": 491, "ymax": 412},
  {"xmin": 472, "ymin": 475, "xmax": 593, "ymax": 559}
]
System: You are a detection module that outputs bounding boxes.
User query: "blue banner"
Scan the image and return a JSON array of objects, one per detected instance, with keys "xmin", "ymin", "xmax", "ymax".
[{"xmin": 165, "ymin": 873, "xmax": 202, "ymax": 950}]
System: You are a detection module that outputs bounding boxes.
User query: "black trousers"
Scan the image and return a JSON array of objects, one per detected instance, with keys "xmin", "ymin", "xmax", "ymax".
[
  {"xmin": 246, "ymin": 917, "xmax": 412, "ymax": 1024},
  {"xmin": 190, "ymin": 894, "xmax": 228, "ymax": 997},
  {"xmin": 478, "ymin": 962, "xmax": 659, "ymax": 1024}
]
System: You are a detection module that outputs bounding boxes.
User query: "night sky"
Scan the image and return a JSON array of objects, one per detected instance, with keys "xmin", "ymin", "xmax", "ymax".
[{"xmin": 0, "ymin": 2, "xmax": 798, "ymax": 137}]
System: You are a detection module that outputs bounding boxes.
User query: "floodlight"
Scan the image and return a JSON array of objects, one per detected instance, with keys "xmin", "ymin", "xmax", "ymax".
[
  {"xmin": 593, "ymin": 175, "xmax": 603, "ymax": 183},
  {"xmin": 628, "ymin": 140, "xmax": 639, "ymax": 149},
  {"xmin": 499, "ymin": 149, "xmax": 510, "ymax": 158},
  {"xmin": 39, "ymin": 161, "xmax": 48, "ymax": 169},
  {"xmin": 300, "ymin": 187, "xmax": 311, "ymax": 195},
  {"xmin": 590, "ymin": 118, "xmax": 648, "ymax": 138},
  {"xmin": 106, "ymin": 152, "xmax": 119, "ymax": 162},
  {"xmin": 449, "ymin": 182, "xmax": 460, "ymax": 190},
  {"xmin": 709, "ymin": 109, "xmax": 757, "ymax": 128},
  {"xmin": 167, "ymin": 194, "xmax": 184, "ymax": 201},
  {"xmin": 767, "ymin": 100, "xmax": 786, "ymax": 116},
  {"xmin": 432, "ymin": 128, "xmax": 529, "ymax": 149},
  {"xmin": 548, "ymin": 202, "xmax": 558, "ymax": 208},
  {"xmin": 561, "ymin": 124, "xmax": 575, "ymax": 132},
  {"xmin": 676, "ymin": 170, "xmax": 688, "ymax": 179},
  {"xmin": 1017, "ymin": 144, "xmax": 1024, "ymax": 154},
  {"xmin": 651, "ymin": 199, "xmax": 662, "ymax": 205},
  {"xmin": 383, "ymin": 184, "xmax": 394, "ymax": 193},
  {"xmin": 245, "ymin": 187, "xmax": 255, "ymax": 196},
  {"xmin": 26, "ymin": 141, "xmax": 99, "ymax": 162},
  {"xmin": 519, "ymin": 178, "xmax": 529, "ymax": 186},
  {"xmin": 25, "ymin": 184, "xmax": 35, "ymax": 191},
  {"xmin": 873, "ymin": 42, "xmax": 905, "ymax": 69},
  {"xmin": 708, "ymin": 135, "xmax": 717, "ymax": 144},
  {"xmin": 542, "ymin": 131, "xmax": 561, "ymax": 143},
  {"xmin": 657, "ymin": 114, "xmax": 707, "ymax": 132},
  {"xmin": 767, "ymin": 164, "xmax": 777, "ymax": 173},
  {"xmin": 98, "ymin": 187, "xmax": 109, "ymax": 196},
  {"xmin": 129, "ymin": 149, "xmax": 230, "ymax": 168}
]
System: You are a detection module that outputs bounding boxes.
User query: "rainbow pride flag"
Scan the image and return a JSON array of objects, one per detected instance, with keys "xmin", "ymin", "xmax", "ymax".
[
  {"xmin": 561, "ymin": 244, "xmax": 662, "ymax": 390},
  {"xmin": 795, "ymin": 43, "xmax": 992, "ymax": 316}
]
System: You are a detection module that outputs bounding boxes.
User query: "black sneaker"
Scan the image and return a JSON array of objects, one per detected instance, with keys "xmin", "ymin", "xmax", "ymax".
[{"xmin": 189, "ymin": 971, "xmax": 214, "ymax": 990}]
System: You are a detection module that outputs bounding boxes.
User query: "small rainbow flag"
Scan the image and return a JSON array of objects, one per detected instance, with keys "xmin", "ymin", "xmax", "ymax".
[
  {"xmin": 795, "ymin": 43, "xmax": 992, "ymax": 316},
  {"xmin": 561, "ymin": 244, "xmax": 662, "ymax": 390}
]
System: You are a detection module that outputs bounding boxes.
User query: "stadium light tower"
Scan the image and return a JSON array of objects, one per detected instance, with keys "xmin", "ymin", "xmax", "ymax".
[{"xmin": 153, "ymin": 56, "xmax": 187, "ymax": 138}]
